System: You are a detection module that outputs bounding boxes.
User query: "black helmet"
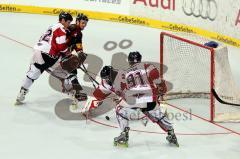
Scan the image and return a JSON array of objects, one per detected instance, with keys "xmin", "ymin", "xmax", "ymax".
[
  {"xmin": 76, "ymin": 13, "xmax": 89, "ymax": 22},
  {"xmin": 101, "ymin": 66, "xmax": 115, "ymax": 86},
  {"xmin": 59, "ymin": 12, "xmax": 73, "ymax": 21},
  {"xmin": 100, "ymin": 66, "xmax": 118, "ymax": 86},
  {"xmin": 128, "ymin": 51, "xmax": 142, "ymax": 65},
  {"xmin": 100, "ymin": 66, "xmax": 113, "ymax": 79},
  {"xmin": 204, "ymin": 41, "xmax": 219, "ymax": 48}
]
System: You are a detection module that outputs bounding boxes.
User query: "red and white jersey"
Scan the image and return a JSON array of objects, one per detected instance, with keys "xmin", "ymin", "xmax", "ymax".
[
  {"xmin": 123, "ymin": 63, "xmax": 161, "ymax": 104},
  {"xmin": 93, "ymin": 63, "xmax": 161, "ymax": 106},
  {"xmin": 93, "ymin": 79, "xmax": 115, "ymax": 101},
  {"xmin": 34, "ymin": 23, "xmax": 69, "ymax": 58}
]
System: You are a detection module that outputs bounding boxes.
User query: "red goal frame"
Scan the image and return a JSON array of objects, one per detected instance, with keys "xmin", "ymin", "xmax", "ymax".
[{"xmin": 160, "ymin": 32, "xmax": 216, "ymax": 122}]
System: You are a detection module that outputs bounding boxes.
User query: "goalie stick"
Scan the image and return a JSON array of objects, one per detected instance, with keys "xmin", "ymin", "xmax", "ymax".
[{"xmin": 212, "ymin": 89, "xmax": 240, "ymax": 106}]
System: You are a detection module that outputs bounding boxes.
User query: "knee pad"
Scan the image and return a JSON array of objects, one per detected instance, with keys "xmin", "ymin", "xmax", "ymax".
[{"xmin": 26, "ymin": 64, "xmax": 42, "ymax": 80}]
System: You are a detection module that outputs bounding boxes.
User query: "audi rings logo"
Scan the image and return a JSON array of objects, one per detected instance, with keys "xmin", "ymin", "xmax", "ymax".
[{"xmin": 182, "ymin": 0, "xmax": 218, "ymax": 21}]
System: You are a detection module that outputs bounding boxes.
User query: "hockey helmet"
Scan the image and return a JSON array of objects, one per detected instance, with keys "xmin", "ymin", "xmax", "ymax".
[
  {"xmin": 100, "ymin": 66, "xmax": 115, "ymax": 85},
  {"xmin": 59, "ymin": 12, "xmax": 73, "ymax": 21},
  {"xmin": 100, "ymin": 66, "xmax": 113, "ymax": 79},
  {"xmin": 204, "ymin": 41, "xmax": 219, "ymax": 48},
  {"xmin": 76, "ymin": 13, "xmax": 89, "ymax": 22},
  {"xmin": 128, "ymin": 51, "xmax": 142, "ymax": 65}
]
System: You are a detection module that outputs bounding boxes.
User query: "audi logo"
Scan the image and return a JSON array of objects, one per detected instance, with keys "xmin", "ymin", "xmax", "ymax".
[{"xmin": 182, "ymin": 0, "xmax": 218, "ymax": 21}]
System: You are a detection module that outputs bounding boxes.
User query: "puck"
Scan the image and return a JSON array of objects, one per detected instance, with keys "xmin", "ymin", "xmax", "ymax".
[{"xmin": 105, "ymin": 116, "xmax": 110, "ymax": 120}]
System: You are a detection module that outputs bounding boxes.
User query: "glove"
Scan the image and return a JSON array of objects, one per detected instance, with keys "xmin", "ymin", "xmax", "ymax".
[
  {"xmin": 61, "ymin": 54, "xmax": 80, "ymax": 72},
  {"xmin": 77, "ymin": 52, "xmax": 87, "ymax": 64},
  {"xmin": 157, "ymin": 80, "xmax": 167, "ymax": 96}
]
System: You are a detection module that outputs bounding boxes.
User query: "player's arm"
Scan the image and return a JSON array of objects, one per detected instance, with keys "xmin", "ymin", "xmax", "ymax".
[
  {"xmin": 74, "ymin": 33, "xmax": 83, "ymax": 53},
  {"xmin": 73, "ymin": 31, "xmax": 87, "ymax": 64},
  {"xmin": 67, "ymin": 24, "xmax": 87, "ymax": 63},
  {"xmin": 53, "ymin": 27, "xmax": 70, "ymax": 55},
  {"xmin": 145, "ymin": 64, "xmax": 167, "ymax": 96},
  {"xmin": 67, "ymin": 24, "xmax": 83, "ymax": 52},
  {"xmin": 93, "ymin": 80, "xmax": 112, "ymax": 101}
]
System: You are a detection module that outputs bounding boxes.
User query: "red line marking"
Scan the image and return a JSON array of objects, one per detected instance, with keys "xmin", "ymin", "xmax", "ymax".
[
  {"xmin": 89, "ymin": 117, "xmax": 232, "ymax": 136},
  {"xmin": 167, "ymin": 103, "xmax": 240, "ymax": 136},
  {"xmin": 0, "ymin": 33, "xmax": 32, "ymax": 49}
]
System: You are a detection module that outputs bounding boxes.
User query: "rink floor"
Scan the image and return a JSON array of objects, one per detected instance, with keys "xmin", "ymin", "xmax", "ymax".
[{"xmin": 0, "ymin": 13, "xmax": 240, "ymax": 159}]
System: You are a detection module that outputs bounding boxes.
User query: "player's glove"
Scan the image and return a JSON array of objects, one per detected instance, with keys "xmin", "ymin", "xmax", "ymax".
[
  {"xmin": 77, "ymin": 52, "xmax": 87, "ymax": 65},
  {"xmin": 61, "ymin": 54, "xmax": 80, "ymax": 72},
  {"xmin": 157, "ymin": 80, "xmax": 167, "ymax": 96}
]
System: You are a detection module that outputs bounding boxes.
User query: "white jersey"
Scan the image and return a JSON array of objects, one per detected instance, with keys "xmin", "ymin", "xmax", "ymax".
[
  {"xmin": 120, "ymin": 63, "xmax": 161, "ymax": 105},
  {"xmin": 33, "ymin": 23, "xmax": 68, "ymax": 58},
  {"xmin": 93, "ymin": 63, "xmax": 161, "ymax": 107}
]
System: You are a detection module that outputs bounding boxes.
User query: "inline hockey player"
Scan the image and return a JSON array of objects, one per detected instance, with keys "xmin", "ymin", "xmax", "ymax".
[
  {"xmin": 93, "ymin": 51, "xmax": 179, "ymax": 147},
  {"xmin": 61, "ymin": 13, "xmax": 89, "ymax": 107},
  {"xmin": 15, "ymin": 12, "xmax": 73, "ymax": 105}
]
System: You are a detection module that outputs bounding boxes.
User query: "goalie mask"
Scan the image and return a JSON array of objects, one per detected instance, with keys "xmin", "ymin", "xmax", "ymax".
[
  {"xmin": 128, "ymin": 51, "xmax": 142, "ymax": 66},
  {"xmin": 100, "ymin": 66, "xmax": 114, "ymax": 86}
]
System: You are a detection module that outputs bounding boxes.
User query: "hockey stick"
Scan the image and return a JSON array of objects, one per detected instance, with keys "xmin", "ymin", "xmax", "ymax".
[
  {"xmin": 212, "ymin": 89, "xmax": 240, "ymax": 106},
  {"xmin": 79, "ymin": 64, "xmax": 99, "ymax": 89},
  {"xmin": 46, "ymin": 68, "xmax": 67, "ymax": 80}
]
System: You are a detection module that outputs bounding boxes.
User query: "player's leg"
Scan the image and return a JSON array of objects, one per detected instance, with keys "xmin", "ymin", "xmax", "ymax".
[
  {"xmin": 16, "ymin": 63, "xmax": 41, "ymax": 104},
  {"xmin": 16, "ymin": 51, "xmax": 58, "ymax": 104},
  {"xmin": 114, "ymin": 105, "xmax": 133, "ymax": 147},
  {"xmin": 142, "ymin": 102, "xmax": 179, "ymax": 146},
  {"xmin": 60, "ymin": 54, "xmax": 88, "ymax": 107},
  {"xmin": 114, "ymin": 101, "xmax": 143, "ymax": 147},
  {"xmin": 64, "ymin": 69, "xmax": 87, "ymax": 109},
  {"xmin": 16, "ymin": 50, "xmax": 43, "ymax": 104}
]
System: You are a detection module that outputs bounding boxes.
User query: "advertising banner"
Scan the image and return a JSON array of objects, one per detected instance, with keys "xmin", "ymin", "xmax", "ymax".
[
  {"xmin": 0, "ymin": 0, "xmax": 129, "ymax": 15},
  {"xmin": 130, "ymin": 0, "xmax": 240, "ymax": 45}
]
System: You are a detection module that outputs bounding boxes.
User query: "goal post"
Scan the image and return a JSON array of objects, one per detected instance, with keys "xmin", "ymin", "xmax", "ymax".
[{"xmin": 160, "ymin": 32, "xmax": 240, "ymax": 122}]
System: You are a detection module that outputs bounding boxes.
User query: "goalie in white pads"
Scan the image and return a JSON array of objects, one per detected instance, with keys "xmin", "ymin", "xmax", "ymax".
[{"xmin": 93, "ymin": 51, "xmax": 179, "ymax": 147}]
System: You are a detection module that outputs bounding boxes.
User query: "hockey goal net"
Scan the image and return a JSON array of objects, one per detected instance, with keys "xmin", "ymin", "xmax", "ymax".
[{"xmin": 160, "ymin": 32, "xmax": 240, "ymax": 122}]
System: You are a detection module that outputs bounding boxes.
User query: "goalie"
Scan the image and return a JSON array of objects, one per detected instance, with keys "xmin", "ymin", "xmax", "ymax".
[{"xmin": 93, "ymin": 51, "xmax": 179, "ymax": 147}]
